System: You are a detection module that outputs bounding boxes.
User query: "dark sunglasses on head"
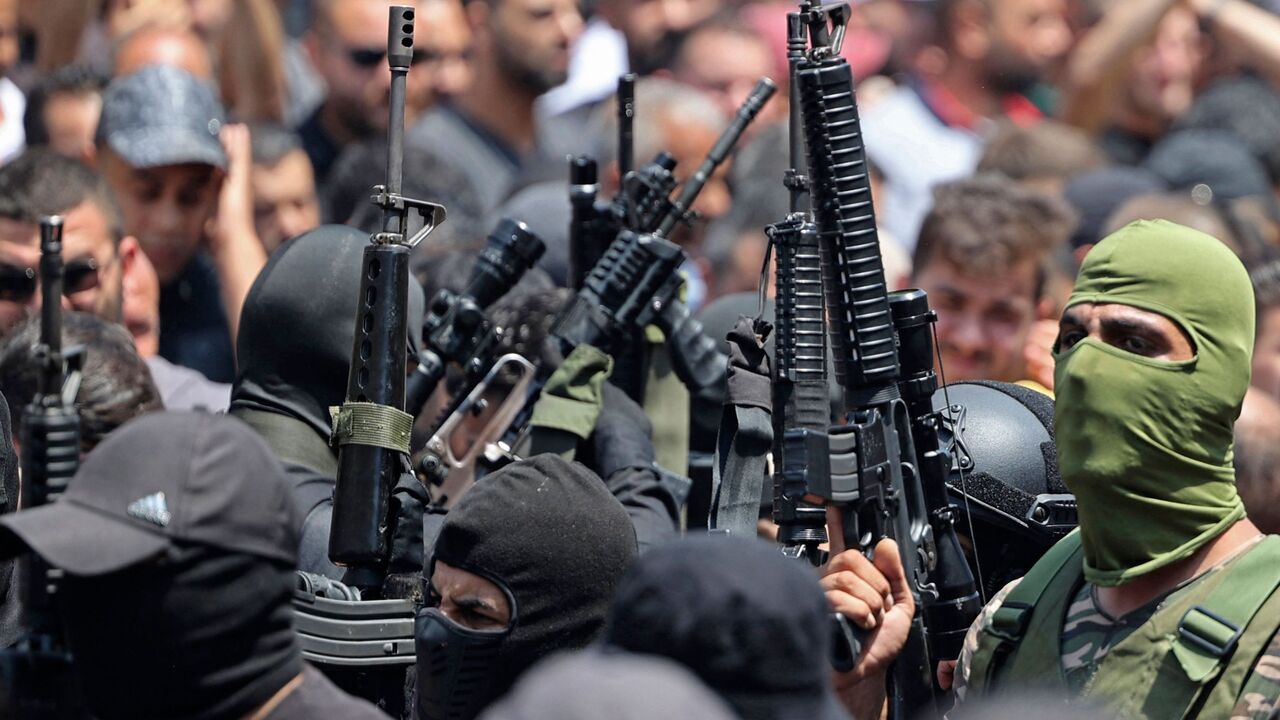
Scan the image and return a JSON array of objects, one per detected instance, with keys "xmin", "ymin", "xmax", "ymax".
[
  {"xmin": 347, "ymin": 46, "xmax": 431, "ymax": 68},
  {"xmin": 0, "ymin": 258, "xmax": 100, "ymax": 304}
]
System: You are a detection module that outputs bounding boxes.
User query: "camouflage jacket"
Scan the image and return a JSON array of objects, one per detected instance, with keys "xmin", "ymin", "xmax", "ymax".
[{"xmin": 952, "ymin": 542, "xmax": 1280, "ymax": 719}]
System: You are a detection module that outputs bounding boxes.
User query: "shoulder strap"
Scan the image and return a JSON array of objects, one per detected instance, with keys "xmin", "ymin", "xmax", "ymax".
[
  {"xmin": 1172, "ymin": 535, "xmax": 1280, "ymax": 682},
  {"xmin": 1086, "ymin": 535, "xmax": 1280, "ymax": 720},
  {"xmin": 232, "ymin": 408, "xmax": 339, "ymax": 478},
  {"xmin": 710, "ymin": 317, "xmax": 772, "ymax": 536},
  {"xmin": 967, "ymin": 530, "xmax": 1083, "ymax": 694}
]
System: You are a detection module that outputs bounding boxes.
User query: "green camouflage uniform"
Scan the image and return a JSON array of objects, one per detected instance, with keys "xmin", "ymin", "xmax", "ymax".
[{"xmin": 952, "ymin": 536, "xmax": 1280, "ymax": 718}]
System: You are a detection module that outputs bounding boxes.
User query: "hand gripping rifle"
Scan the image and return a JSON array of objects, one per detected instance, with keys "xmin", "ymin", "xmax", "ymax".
[
  {"xmin": 0, "ymin": 216, "xmax": 87, "ymax": 719},
  {"xmin": 773, "ymin": 2, "xmax": 981, "ymax": 715},
  {"xmin": 489, "ymin": 80, "xmax": 777, "ymax": 460},
  {"xmin": 329, "ymin": 5, "xmax": 446, "ymax": 591}
]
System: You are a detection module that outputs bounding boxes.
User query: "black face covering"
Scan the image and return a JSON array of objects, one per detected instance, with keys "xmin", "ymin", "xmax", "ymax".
[
  {"xmin": 416, "ymin": 608, "xmax": 511, "ymax": 720},
  {"xmin": 416, "ymin": 455, "xmax": 638, "ymax": 720},
  {"xmin": 58, "ymin": 543, "xmax": 301, "ymax": 720},
  {"xmin": 230, "ymin": 225, "xmax": 425, "ymax": 438}
]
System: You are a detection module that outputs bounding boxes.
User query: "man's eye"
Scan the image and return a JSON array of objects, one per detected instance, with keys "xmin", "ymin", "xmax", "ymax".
[
  {"xmin": 1057, "ymin": 330, "xmax": 1084, "ymax": 350},
  {"xmin": 1121, "ymin": 335, "xmax": 1153, "ymax": 356}
]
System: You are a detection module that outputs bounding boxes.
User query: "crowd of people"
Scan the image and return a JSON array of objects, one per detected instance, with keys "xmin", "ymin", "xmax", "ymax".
[{"xmin": 0, "ymin": 0, "xmax": 1275, "ymax": 718}]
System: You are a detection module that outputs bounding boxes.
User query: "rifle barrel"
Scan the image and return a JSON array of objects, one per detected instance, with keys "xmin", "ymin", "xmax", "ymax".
[{"xmin": 657, "ymin": 78, "xmax": 777, "ymax": 237}]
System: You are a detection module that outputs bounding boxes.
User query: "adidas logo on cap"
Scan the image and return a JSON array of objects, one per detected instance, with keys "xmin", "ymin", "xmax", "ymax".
[{"xmin": 127, "ymin": 492, "xmax": 172, "ymax": 528}]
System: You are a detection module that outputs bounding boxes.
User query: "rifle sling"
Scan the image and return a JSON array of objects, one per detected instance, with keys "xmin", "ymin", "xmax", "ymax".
[{"xmin": 710, "ymin": 316, "xmax": 772, "ymax": 535}]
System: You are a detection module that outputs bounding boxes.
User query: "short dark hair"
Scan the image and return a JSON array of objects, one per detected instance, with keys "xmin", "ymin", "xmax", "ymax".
[
  {"xmin": 324, "ymin": 138, "xmax": 484, "ymax": 251},
  {"xmin": 0, "ymin": 313, "xmax": 163, "ymax": 451},
  {"xmin": 248, "ymin": 122, "xmax": 304, "ymax": 167},
  {"xmin": 0, "ymin": 149, "xmax": 125, "ymax": 243},
  {"xmin": 977, "ymin": 120, "xmax": 1106, "ymax": 184},
  {"xmin": 22, "ymin": 65, "xmax": 108, "ymax": 149},
  {"xmin": 914, "ymin": 174, "xmax": 1076, "ymax": 297},
  {"xmin": 1251, "ymin": 259, "xmax": 1280, "ymax": 316}
]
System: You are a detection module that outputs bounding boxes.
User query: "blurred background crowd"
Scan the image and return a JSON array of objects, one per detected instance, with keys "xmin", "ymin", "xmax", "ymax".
[{"xmin": 0, "ymin": 0, "xmax": 1278, "ymax": 528}]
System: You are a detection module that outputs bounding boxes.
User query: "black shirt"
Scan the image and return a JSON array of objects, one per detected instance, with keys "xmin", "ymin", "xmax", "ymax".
[
  {"xmin": 159, "ymin": 252, "xmax": 236, "ymax": 383},
  {"xmin": 298, "ymin": 106, "xmax": 341, "ymax": 186},
  {"xmin": 265, "ymin": 666, "xmax": 389, "ymax": 719}
]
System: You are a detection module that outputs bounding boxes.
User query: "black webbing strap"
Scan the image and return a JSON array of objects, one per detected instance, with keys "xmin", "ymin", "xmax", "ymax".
[{"xmin": 710, "ymin": 316, "xmax": 773, "ymax": 535}]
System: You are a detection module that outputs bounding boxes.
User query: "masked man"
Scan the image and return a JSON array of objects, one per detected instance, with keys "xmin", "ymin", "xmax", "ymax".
[
  {"xmin": 415, "ymin": 454, "xmax": 637, "ymax": 720},
  {"xmin": 951, "ymin": 220, "xmax": 1279, "ymax": 719}
]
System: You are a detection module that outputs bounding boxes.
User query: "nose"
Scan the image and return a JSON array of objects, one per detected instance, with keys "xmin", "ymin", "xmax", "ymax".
[
  {"xmin": 438, "ymin": 56, "xmax": 471, "ymax": 97},
  {"xmin": 556, "ymin": 4, "xmax": 584, "ymax": 45},
  {"xmin": 660, "ymin": 0, "xmax": 697, "ymax": 33},
  {"xmin": 945, "ymin": 313, "xmax": 986, "ymax": 355}
]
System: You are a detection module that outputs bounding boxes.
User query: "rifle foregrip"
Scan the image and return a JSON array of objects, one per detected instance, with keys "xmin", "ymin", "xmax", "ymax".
[
  {"xmin": 331, "ymin": 244, "xmax": 411, "ymax": 570},
  {"xmin": 656, "ymin": 298, "xmax": 728, "ymax": 403},
  {"xmin": 771, "ymin": 218, "xmax": 825, "ymax": 386},
  {"xmin": 796, "ymin": 58, "xmax": 899, "ymax": 400}
]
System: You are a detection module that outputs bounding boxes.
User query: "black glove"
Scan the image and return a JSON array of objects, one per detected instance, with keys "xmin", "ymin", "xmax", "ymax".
[{"xmin": 590, "ymin": 382, "xmax": 656, "ymax": 480}]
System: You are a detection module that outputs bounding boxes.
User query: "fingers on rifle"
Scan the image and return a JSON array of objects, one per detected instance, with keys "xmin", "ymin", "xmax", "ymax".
[
  {"xmin": 872, "ymin": 538, "xmax": 914, "ymax": 611},
  {"xmin": 822, "ymin": 569, "xmax": 887, "ymax": 616},
  {"xmin": 825, "ymin": 505, "xmax": 846, "ymax": 557},
  {"xmin": 824, "ymin": 589, "xmax": 879, "ymax": 630},
  {"xmin": 937, "ymin": 659, "xmax": 958, "ymax": 690},
  {"xmin": 826, "ymin": 549, "xmax": 892, "ymax": 599}
]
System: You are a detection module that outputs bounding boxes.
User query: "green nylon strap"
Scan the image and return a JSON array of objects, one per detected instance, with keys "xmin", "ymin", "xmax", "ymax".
[
  {"xmin": 329, "ymin": 402, "xmax": 413, "ymax": 454},
  {"xmin": 1171, "ymin": 535, "xmax": 1280, "ymax": 682},
  {"xmin": 527, "ymin": 344, "xmax": 612, "ymax": 461},
  {"xmin": 971, "ymin": 533, "xmax": 1280, "ymax": 720},
  {"xmin": 966, "ymin": 530, "xmax": 1084, "ymax": 695}
]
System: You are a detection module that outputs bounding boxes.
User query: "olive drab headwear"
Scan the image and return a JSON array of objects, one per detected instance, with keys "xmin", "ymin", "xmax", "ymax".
[{"xmin": 1053, "ymin": 220, "xmax": 1253, "ymax": 586}]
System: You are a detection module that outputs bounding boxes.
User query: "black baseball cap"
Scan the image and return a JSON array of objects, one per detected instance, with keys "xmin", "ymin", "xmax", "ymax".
[
  {"xmin": 0, "ymin": 412, "xmax": 301, "ymax": 576},
  {"xmin": 96, "ymin": 64, "xmax": 228, "ymax": 170}
]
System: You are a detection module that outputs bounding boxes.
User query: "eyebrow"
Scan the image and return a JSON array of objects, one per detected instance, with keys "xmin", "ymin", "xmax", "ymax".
[
  {"xmin": 1059, "ymin": 309, "xmax": 1085, "ymax": 327},
  {"xmin": 454, "ymin": 596, "xmax": 500, "ymax": 613},
  {"xmin": 1100, "ymin": 316, "xmax": 1159, "ymax": 334}
]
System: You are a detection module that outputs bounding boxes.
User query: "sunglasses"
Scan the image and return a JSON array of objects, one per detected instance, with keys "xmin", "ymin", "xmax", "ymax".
[
  {"xmin": 347, "ymin": 46, "xmax": 432, "ymax": 68},
  {"xmin": 0, "ymin": 257, "xmax": 100, "ymax": 304}
]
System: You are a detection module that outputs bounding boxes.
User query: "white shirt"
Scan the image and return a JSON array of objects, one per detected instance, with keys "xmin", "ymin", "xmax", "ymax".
[{"xmin": 0, "ymin": 78, "xmax": 26, "ymax": 164}]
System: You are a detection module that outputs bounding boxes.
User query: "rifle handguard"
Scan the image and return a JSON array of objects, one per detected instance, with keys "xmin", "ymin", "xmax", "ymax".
[
  {"xmin": 653, "ymin": 297, "xmax": 728, "ymax": 403},
  {"xmin": 796, "ymin": 57, "xmax": 898, "ymax": 403}
]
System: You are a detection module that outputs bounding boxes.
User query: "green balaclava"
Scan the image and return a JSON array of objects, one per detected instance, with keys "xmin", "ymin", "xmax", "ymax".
[{"xmin": 1053, "ymin": 219, "xmax": 1253, "ymax": 587}]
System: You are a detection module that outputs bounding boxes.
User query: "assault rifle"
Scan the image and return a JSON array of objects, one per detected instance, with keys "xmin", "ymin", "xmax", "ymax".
[
  {"xmin": 566, "ymin": 76, "xmax": 737, "ymax": 405},
  {"xmin": 766, "ymin": 2, "xmax": 981, "ymax": 716},
  {"xmin": 303, "ymin": 9, "xmax": 444, "ymax": 714},
  {"xmin": 404, "ymin": 218, "xmax": 545, "ymax": 421},
  {"xmin": 328, "ymin": 4, "xmax": 446, "ymax": 590},
  {"xmin": 442, "ymin": 80, "xmax": 776, "ymax": 469},
  {"xmin": 0, "ymin": 216, "xmax": 86, "ymax": 719}
]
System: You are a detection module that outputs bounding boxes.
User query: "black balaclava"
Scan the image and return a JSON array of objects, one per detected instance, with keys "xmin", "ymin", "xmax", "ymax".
[
  {"xmin": 230, "ymin": 224, "xmax": 425, "ymax": 439},
  {"xmin": 416, "ymin": 454, "xmax": 638, "ymax": 720},
  {"xmin": 59, "ymin": 543, "xmax": 301, "ymax": 720},
  {"xmin": 605, "ymin": 535, "xmax": 848, "ymax": 720}
]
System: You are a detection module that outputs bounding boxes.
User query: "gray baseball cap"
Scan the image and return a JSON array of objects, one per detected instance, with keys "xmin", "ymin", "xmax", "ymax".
[{"xmin": 96, "ymin": 64, "xmax": 228, "ymax": 170}]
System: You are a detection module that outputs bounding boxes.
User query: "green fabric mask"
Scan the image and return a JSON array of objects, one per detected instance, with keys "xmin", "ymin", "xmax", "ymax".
[{"xmin": 1053, "ymin": 220, "xmax": 1253, "ymax": 587}]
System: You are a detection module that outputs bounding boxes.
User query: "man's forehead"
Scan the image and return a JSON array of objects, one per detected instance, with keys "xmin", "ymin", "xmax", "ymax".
[
  {"xmin": 0, "ymin": 216, "xmax": 37, "ymax": 247},
  {"xmin": 328, "ymin": 0, "xmax": 415, "ymax": 42},
  {"xmin": 129, "ymin": 162, "xmax": 218, "ymax": 185},
  {"xmin": 920, "ymin": 259, "xmax": 1038, "ymax": 297},
  {"xmin": 0, "ymin": 202, "xmax": 113, "ymax": 250}
]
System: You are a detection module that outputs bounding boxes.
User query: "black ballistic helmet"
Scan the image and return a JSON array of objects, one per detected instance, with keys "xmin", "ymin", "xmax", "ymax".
[{"xmin": 933, "ymin": 381, "xmax": 1076, "ymax": 597}]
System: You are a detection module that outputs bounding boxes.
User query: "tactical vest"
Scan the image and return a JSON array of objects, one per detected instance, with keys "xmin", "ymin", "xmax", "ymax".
[{"xmin": 966, "ymin": 530, "xmax": 1280, "ymax": 719}]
